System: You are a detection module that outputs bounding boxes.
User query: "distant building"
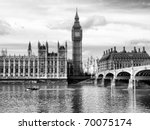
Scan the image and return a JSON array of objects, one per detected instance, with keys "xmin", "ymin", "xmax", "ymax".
[
  {"xmin": 83, "ymin": 56, "xmax": 98, "ymax": 75},
  {"xmin": 97, "ymin": 46, "xmax": 150, "ymax": 71},
  {"xmin": 0, "ymin": 41, "xmax": 67, "ymax": 79}
]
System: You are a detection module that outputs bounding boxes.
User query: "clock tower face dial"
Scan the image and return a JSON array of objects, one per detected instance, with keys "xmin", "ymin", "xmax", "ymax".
[{"xmin": 74, "ymin": 31, "xmax": 80, "ymax": 37}]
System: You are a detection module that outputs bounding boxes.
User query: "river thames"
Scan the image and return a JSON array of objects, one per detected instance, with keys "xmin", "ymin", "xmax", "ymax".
[{"xmin": 0, "ymin": 84, "xmax": 150, "ymax": 113}]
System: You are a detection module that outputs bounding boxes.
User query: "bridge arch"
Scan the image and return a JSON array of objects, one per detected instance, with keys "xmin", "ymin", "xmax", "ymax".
[
  {"xmin": 116, "ymin": 69, "xmax": 131, "ymax": 77},
  {"xmin": 135, "ymin": 70, "xmax": 150, "ymax": 80},
  {"xmin": 134, "ymin": 69, "xmax": 150, "ymax": 88},
  {"xmin": 105, "ymin": 73, "xmax": 114, "ymax": 79},
  {"xmin": 98, "ymin": 74, "xmax": 104, "ymax": 79},
  {"xmin": 134, "ymin": 67, "xmax": 150, "ymax": 77},
  {"xmin": 117, "ymin": 71, "xmax": 131, "ymax": 79}
]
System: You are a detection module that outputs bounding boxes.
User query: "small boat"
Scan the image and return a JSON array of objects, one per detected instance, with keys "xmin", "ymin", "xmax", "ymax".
[{"xmin": 26, "ymin": 86, "xmax": 40, "ymax": 91}]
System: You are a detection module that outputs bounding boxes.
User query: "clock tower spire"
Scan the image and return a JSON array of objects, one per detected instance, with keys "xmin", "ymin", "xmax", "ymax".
[{"xmin": 72, "ymin": 9, "xmax": 83, "ymax": 76}]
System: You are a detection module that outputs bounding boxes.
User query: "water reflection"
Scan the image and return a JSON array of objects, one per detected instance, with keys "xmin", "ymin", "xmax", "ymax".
[
  {"xmin": 0, "ymin": 84, "xmax": 150, "ymax": 113},
  {"xmin": 71, "ymin": 86, "xmax": 83, "ymax": 113}
]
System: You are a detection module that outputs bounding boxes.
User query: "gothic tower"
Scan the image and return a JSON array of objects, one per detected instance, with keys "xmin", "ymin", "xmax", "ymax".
[
  {"xmin": 72, "ymin": 9, "xmax": 83, "ymax": 76},
  {"xmin": 38, "ymin": 41, "xmax": 48, "ymax": 77}
]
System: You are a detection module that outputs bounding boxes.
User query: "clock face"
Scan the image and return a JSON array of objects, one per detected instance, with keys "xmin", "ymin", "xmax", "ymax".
[{"xmin": 75, "ymin": 32, "xmax": 80, "ymax": 37}]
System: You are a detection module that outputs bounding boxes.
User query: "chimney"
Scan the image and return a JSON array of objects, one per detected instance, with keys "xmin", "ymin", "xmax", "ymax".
[
  {"xmin": 114, "ymin": 46, "xmax": 117, "ymax": 53},
  {"xmin": 138, "ymin": 48, "xmax": 140, "ymax": 53},
  {"xmin": 143, "ymin": 47, "xmax": 146, "ymax": 53},
  {"xmin": 103, "ymin": 51, "xmax": 105, "ymax": 55},
  {"xmin": 134, "ymin": 47, "xmax": 137, "ymax": 53},
  {"xmin": 123, "ymin": 46, "xmax": 126, "ymax": 53}
]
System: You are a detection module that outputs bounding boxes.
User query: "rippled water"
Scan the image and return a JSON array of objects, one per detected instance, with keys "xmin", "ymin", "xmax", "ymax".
[{"xmin": 0, "ymin": 84, "xmax": 150, "ymax": 113}]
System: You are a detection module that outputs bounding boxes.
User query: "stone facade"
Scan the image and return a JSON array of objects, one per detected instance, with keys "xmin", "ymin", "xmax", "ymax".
[
  {"xmin": 97, "ymin": 46, "xmax": 150, "ymax": 72},
  {"xmin": 0, "ymin": 41, "xmax": 67, "ymax": 79}
]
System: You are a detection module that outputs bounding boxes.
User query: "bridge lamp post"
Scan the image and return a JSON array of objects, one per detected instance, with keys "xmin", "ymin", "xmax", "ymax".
[{"xmin": 131, "ymin": 59, "xmax": 136, "ymax": 90}]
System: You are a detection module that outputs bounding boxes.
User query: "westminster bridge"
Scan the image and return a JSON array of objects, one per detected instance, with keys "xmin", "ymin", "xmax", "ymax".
[{"xmin": 95, "ymin": 64, "xmax": 150, "ymax": 89}]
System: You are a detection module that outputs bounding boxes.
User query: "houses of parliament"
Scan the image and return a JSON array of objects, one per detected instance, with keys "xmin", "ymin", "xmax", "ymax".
[
  {"xmin": 0, "ymin": 10, "xmax": 83, "ymax": 81},
  {"xmin": 0, "ymin": 42, "xmax": 67, "ymax": 80}
]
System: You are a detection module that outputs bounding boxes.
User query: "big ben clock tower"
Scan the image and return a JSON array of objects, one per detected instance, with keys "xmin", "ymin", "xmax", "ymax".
[{"xmin": 72, "ymin": 9, "xmax": 83, "ymax": 76}]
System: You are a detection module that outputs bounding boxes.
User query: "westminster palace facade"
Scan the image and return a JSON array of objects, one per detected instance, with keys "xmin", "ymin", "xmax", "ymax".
[{"xmin": 0, "ymin": 41, "xmax": 67, "ymax": 80}]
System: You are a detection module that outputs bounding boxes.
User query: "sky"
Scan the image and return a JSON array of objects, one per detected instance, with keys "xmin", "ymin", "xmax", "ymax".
[{"xmin": 0, "ymin": 0, "xmax": 150, "ymax": 61}]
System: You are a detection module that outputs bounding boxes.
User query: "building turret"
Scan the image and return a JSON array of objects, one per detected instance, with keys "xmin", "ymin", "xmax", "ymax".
[
  {"xmin": 38, "ymin": 41, "xmax": 40, "ymax": 49},
  {"xmin": 46, "ymin": 41, "xmax": 49, "ymax": 54},
  {"xmin": 28, "ymin": 41, "xmax": 32, "ymax": 56},
  {"xmin": 57, "ymin": 41, "xmax": 60, "ymax": 49},
  {"xmin": 1, "ymin": 49, "xmax": 7, "ymax": 57},
  {"xmin": 65, "ymin": 41, "xmax": 67, "ymax": 50}
]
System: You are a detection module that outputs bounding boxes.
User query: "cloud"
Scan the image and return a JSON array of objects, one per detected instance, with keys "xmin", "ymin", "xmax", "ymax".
[
  {"xmin": 109, "ymin": 21, "xmax": 150, "ymax": 31},
  {"xmin": 48, "ymin": 16, "xmax": 107, "ymax": 31},
  {"xmin": 103, "ymin": 0, "xmax": 150, "ymax": 9},
  {"xmin": 0, "ymin": 0, "xmax": 150, "ymax": 50},
  {"xmin": 47, "ymin": 19, "xmax": 72, "ymax": 31},
  {"xmin": 126, "ymin": 39, "xmax": 150, "ymax": 46},
  {"xmin": 82, "ymin": 15, "xmax": 150, "ymax": 31},
  {"xmin": 0, "ymin": 20, "xmax": 12, "ymax": 35},
  {"xmin": 82, "ymin": 16, "xmax": 107, "ymax": 29}
]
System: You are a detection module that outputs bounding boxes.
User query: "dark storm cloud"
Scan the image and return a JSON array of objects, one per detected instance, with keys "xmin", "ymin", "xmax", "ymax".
[{"xmin": 0, "ymin": 20, "xmax": 12, "ymax": 35}]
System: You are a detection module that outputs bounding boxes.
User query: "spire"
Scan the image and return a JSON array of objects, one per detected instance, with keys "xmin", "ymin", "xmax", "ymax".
[
  {"xmin": 73, "ymin": 8, "xmax": 81, "ymax": 29},
  {"xmin": 28, "ymin": 41, "xmax": 32, "ymax": 56},
  {"xmin": 75, "ymin": 8, "xmax": 79, "ymax": 21},
  {"xmin": 46, "ymin": 41, "xmax": 48, "ymax": 53},
  {"xmin": 65, "ymin": 41, "xmax": 67, "ymax": 49},
  {"xmin": 38, "ymin": 41, "xmax": 40, "ymax": 49},
  {"xmin": 57, "ymin": 41, "xmax": 60, "ymax": 48},
  {"xmin": 28, "ymin": 41, "xmax": 31, "ymax": 50},
  {"xmin": 57, "ymin": 41, "xmax": 60, "ymax": 53}
]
